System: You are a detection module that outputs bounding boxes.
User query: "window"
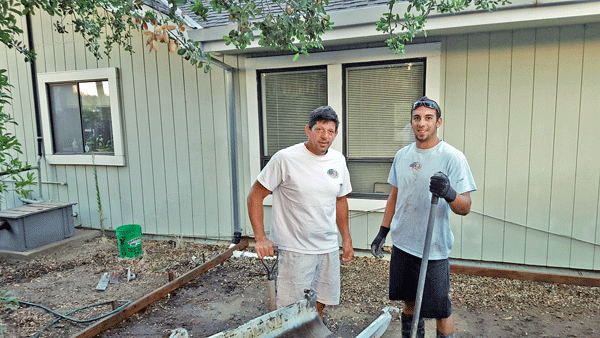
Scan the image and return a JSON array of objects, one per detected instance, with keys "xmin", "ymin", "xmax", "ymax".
[
  {"xmin": 258, "ymin": 67, "xmax": 327, "ymax": 166},
  {"xmin": 38, "ymin": 68, "xmax": 125, "ymax": 166},
  {"xmin": 344, "ymin": 59, "xmax": 425, "ymax": 197}
]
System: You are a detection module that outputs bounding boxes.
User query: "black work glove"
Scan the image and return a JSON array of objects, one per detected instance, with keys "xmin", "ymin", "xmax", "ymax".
[
  {"xmin": 370, "ymin": 226, "xmax": 390, "ymax": 259},
  {"xmin": 430, "ymin": 171, "xmax": 457, "ymax": 203}
]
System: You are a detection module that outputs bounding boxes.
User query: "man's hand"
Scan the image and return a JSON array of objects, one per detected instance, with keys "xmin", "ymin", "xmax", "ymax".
[
  {"xmin": 254, "ymin": 237, "xmax": 276, "ymax": 259},
  {"xmin": 430, "ymin": 171, "xmax": 457, "ymax": 203},
  {"xmin": 370, "ymin": 226, "xmax": 390, "ymax": 259},
  {"xmin": 340, "ymin": 240, "xmax": 354, "ymax": 263}
]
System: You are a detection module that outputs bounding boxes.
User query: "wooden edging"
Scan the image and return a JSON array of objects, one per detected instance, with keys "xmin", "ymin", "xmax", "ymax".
[
  {"xmin": 450, "ymin": 264, "xmax": 600, "ymax": 287},
  {"xmin": 70, "ymin": 239, "xmax": 249, "ymax": 338}
]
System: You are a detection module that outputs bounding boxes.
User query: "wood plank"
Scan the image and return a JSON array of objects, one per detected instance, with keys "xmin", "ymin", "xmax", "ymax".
[
  {"xmin": 450, "ymin": 263, "xmax": 600, "ymax": 287},
  {"xmin": 70, "ymin": 240, "xmax": 249, "ymax": 338}
]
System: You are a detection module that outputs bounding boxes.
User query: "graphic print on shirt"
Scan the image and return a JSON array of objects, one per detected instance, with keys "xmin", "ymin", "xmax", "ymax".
[
  {"xmin": 410, "ymin": 162, "xmax": 422, "ymax": 171},
  {"xmin": 327, "ymin": 168, "xmax": 339, "ymax": 178}
]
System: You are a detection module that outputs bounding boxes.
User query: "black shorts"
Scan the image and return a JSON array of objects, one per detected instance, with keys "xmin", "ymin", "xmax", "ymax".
[{"xmin": 389, "ymin": 246, "xmax": 452, "ymax": 319}]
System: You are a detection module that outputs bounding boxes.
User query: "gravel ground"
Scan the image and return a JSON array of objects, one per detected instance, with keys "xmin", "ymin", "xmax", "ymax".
[{"xmin": 1, "ymin": 236, "xmax": 599, "ymax": 337}]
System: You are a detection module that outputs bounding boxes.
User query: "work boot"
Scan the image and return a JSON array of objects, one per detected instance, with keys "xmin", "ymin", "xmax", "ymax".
[
  {"xmin": 436, "ymin": 331, "xmax": 455, "ymax": 338},
  {"xmin": 401, "ymin": 312, "xmax": 424, "ymax": 338}
]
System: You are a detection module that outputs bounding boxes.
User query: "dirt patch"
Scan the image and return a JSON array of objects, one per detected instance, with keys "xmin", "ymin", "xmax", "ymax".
[{"xmin": 1, "ymin": 236, "xmax": 599, "ymax": 337}]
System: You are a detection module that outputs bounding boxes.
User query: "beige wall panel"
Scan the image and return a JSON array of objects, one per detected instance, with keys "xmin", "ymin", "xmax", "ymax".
[
  {"xmin": 572, "ymin": 24, "xmax": 600, "ymax": 244},
  {"xmin": 443, "ymin": 35, "xmax": 468, "ymax": 257},
  {"xmin": 449, "ymin": 213, "xmax": 462, "ymax": 258},
  {"xmin": 527, "ymin": 27, "xmax": 558, "ymax": 233},
  {"xmin": 65, "ymin": 167, "xmax": 81, "ymax": 225},
  {"xmin": 75, "ymin": 166, "xmax": 91, "ymax": 227},
  {"xmin": 547, "ymin": 235, "xmax": 571, "ymax": 268},
  {"xmin": 461, "ymin": 33, "xmax": 489, "ymax": 259},
  {"xmin": 147, "ymin": 48, "xmax": 170, "ymax": 235},
  {"xmin": 481, "ymin": 217, "xmax": 504, "ymax": 262},
  {"xmin": 503, "ymin": 223, "xmax": 526, "ymax": 264},
  {"xmin": 210, "ymin": 62, "xmax": 234, "ymax": 238},
  {"xmin": 182, "ymin": 62, "xmax": 206, "ymax": 238},
  {"xmin": 367, "ymin": 211, "xmax": 385, "ymax": 251},
  {"xmin": 85, "ymin": 166, "xmax": 100, "ymax": 228},
  {"xmin": 170, "ymin": 53, "xmax": 194, "ymax": 237},
  {"xmin": 198, "ymin": 69, "xmax": 220, "ymax": 239},
  {"xmin": 570, "ymin": 240, "xmax": 594, "ymax": 270},
  {"xmin": 349, "ymin": 212, "xmax": 369, "ymax": 250},
  {"xmin": 156, "ymin": 48, "xmax": 181, "ymax": 235},
  {"xmin": 481, "ymin": 31, "xmax": 512, "ymax": 261},
  {"xmin": 130, "ymin": 35, "xmax": 155, "ymax": 234},
  {"xmin": 524, "ymin": 228, "xmax": 549, "ymax": 266},
  {"xmin": 549, "ymin": 25, "xmax": 584, "ymax": 239},
  {"xmin": 140, "ymin": 38, "xmax": 163, "ymax": 234},
  {"xmin": 505, "ymin": 33, "xmax": 535, "ymax": 227}
]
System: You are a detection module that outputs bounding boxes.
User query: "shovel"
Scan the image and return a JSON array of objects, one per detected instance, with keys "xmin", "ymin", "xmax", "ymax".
[
  {"xmin": 410, "ymin": 194, "xmax": 439, "ymax": 338},
  {"xmin": 261, "ymin": 247, "xmax": 278, "ymax": 312}
]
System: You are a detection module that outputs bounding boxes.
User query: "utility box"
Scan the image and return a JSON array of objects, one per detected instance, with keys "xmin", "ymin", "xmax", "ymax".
[{"xmin": 0, "ymin": 202, "xmax": 76, "ymax": 252}]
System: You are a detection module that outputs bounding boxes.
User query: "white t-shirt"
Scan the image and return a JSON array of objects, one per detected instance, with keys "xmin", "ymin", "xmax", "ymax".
[
  {"xmin": 258, "ymin": 143, "xmax": 352, "ymax": 254},
  {"xmin": 388, "ymin": 141, "xmax": 477, "ymax": 260}
]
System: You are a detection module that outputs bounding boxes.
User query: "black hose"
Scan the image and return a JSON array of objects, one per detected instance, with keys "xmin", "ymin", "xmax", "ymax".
[{"xmin": 5, "ymin": 298, "xmax": 131, "ymax": 338}]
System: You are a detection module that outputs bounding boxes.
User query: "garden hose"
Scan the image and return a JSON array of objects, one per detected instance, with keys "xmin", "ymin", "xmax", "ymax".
[{"xmin": 1, "ymin": 298, "xmax": 131, "ymax": 338}]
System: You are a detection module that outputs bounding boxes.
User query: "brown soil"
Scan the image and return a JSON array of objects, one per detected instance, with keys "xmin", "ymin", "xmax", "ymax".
[{"xmin": 1, "ymin": 236, "xmax": 599, "ymax": 338}]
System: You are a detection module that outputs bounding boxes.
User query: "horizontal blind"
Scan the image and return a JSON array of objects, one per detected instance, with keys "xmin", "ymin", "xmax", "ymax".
[
  {"xmin": 346, "ymin": 62, "xmax": 424, "ymax": 158},
  {"xmin": 261, "ymin": 70, "xmax": 328, "ymax": 156}
]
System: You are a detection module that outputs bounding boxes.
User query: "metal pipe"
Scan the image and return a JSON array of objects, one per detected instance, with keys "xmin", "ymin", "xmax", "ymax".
[
  {"xmin": 410, "ymin": 194, "xmax": 439, "ymax": 338},
  {"xmin": 208, "ymin": 56, "xmax": 242, "ymax": 244}
]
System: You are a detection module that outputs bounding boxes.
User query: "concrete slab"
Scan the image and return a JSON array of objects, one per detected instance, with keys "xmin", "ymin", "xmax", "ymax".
[{"xmin": 0, "ymin": 227, "xmax": 101, "ymax": 261}]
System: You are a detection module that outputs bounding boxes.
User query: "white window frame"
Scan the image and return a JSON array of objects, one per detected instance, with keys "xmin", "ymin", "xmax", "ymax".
[
  {"xmin": 244, "ymin": 43, "xmax": 441, "ymax": 208},
  {"xmin": 37, "ymin": 67, "xmax": 125, "ymax": 166}
]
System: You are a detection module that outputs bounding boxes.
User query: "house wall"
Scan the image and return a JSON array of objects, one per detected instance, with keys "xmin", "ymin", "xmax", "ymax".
[
  {"xmin": 439, "ymin": 24, "xmax": 600, "ymax": 270},
  {"xmin": 0, "ymin": 12, "xmax": 251, "ymax": 241},
  {"xmin": 243, "ymin": 24, "xmax": 600, "ymax": 271}
]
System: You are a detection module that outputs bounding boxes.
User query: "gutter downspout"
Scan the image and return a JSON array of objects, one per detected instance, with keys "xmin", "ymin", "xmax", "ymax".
[
  {"xmin": 209, "ymin": 57, "xmax": 242, "ymax": 244},
  {"xmin": 26, "ymin": 13, "xmax": 44, "ymax": 201}
]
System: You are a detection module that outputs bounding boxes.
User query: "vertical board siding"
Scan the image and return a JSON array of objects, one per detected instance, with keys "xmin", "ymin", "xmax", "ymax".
[
  {"xmin": 443, "ymin": 35, "xmax": 468, "ymax": 259},
  {"xmin": 482, "ymin": 31, "xmax": 512, "ymax": 262},
  {"xmin": 443, "ymin": 24, "xmax": 600, "ymax": 270},
  {"xmin": 4, "ymin": 11, "xmax": 600, "ymax": 271},
  {"xmin": 1, "ymin": 12, "xmax": 237, "ymax": 241}
]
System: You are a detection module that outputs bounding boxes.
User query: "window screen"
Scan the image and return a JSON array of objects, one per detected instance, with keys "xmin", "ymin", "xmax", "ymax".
[
  {"xmin": 345, "ymin": 60, "xmax": 425, "ymax": 196},
  {"xmin": 260, "ymin": 68, "xmax": 328, "ymax": 159}
]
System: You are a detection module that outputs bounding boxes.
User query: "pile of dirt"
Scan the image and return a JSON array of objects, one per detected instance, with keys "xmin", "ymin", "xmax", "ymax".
[{"xmin": 1, "ymin": 236, "xmax": 599, "ymax": 337}]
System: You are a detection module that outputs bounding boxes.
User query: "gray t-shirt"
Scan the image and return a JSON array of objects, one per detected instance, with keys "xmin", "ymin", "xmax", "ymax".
[{"xmin": 388, "ymin": 141, "xmax": 476, "ymax": 259}]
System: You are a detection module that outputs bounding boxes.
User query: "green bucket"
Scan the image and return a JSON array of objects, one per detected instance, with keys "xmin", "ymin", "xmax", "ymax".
[{"xmin": 116, "ymin": 224, "xmax": 142, "ymax": 258}]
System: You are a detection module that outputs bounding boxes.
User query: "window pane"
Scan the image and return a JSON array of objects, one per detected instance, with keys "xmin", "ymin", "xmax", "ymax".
[
  {"xmin": 261, "ymin": 69, "xmax": 327, "ymax": 156},
  {"xmin": 48, "ymin": 83, "xmax": 83, "ymax": 154},
  {"xmin": 346, "ymin": 62, "xmax": 424, "ymax": 158},
  {"xmin": 345, "ymin": 61, "xmax": 425, "ymax": 195},
  {"xmin": 347, "ymin": 161, "xmax": 393, "ymax": 194},
  {"xmin": 80, "ymin": 81, "xmax": 114, "ymax": 154}
]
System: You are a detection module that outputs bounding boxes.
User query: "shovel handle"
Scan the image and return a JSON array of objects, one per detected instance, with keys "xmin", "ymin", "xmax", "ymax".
[{"xmin": 410, "ymin": 194, "xmax": 439, "ymax": 338}]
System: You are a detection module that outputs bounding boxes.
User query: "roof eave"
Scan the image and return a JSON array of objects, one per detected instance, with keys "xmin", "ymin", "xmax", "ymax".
[{"xmin": 188, "ymin": 0, "xmax": 600, "ymax": 54}]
